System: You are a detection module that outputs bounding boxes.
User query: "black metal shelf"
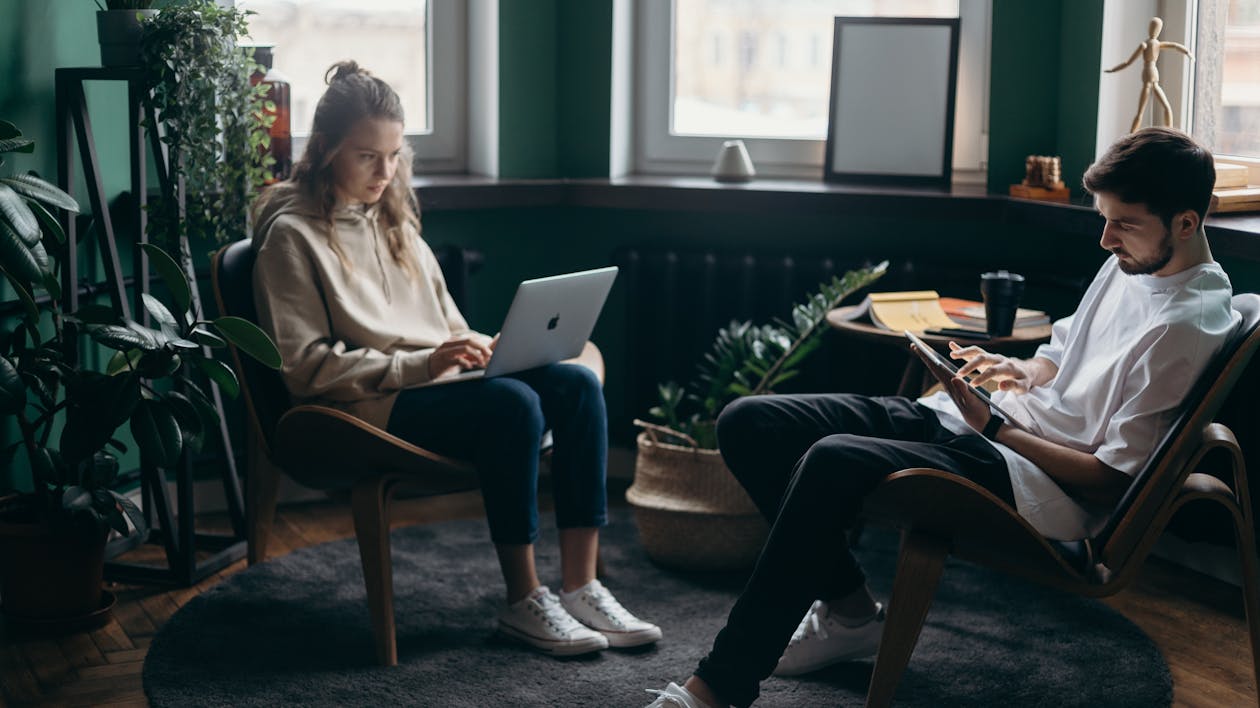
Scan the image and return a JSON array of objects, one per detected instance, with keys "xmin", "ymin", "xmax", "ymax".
[{"xmin": 55, "ymin": 66, "xmax": 247, "ymax": 587}]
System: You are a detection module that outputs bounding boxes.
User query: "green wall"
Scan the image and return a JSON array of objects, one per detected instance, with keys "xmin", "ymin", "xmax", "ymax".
[{"xmin": 988, "ymin": 1, "xmax": 1104, "ymax": 195}]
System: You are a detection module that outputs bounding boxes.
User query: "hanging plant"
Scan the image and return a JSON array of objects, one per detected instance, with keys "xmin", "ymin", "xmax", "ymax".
[{"xmin": 138, "ymin": 0, "xmax": 275, "ymax": 250}]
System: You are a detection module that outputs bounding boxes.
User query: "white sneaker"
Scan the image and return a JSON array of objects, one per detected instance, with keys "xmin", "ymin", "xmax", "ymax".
[
  {"xmin": 560, "ymin": 579, "xmax": 663, "ymax": 648},
  {"xmin": 644, "ymin": 682, "xmax": 708, "ymax": 708},
  {"xmin": 497, "ymin": 585, "xmax": 609, "ymax": 656},
  {"xmin": 772, "ymin": 600, "xmax": 885, "ymax": 676}
]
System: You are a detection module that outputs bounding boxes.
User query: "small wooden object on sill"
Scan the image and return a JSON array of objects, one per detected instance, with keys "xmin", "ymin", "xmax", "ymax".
[
  {"xmin": 1215, "ymin": 162, "xmax": 1250, "ymax": 189},
  {"xmin": 1009, "ymin": 183, "xmax": 1071, "ymax": 203},
  {"xmin": 1213, "ymin": 186, "xmax": 1260, "ymax": 214},
  {"xmin": 1011, "ymin": 154, "xmax": 1069, "ymax": 203}
]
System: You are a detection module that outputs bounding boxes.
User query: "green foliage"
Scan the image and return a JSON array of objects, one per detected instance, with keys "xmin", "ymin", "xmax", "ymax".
[
  {"xmin": 0, "ymin": 121, "xmax": 282, "ymax": 537},
  {"xmin": 138, "ymin": 1, "xmax": 274, "ymax": 249},
  {"xmin": 647, "ymin": 261, "xmax": 888, "ymax": 449}
]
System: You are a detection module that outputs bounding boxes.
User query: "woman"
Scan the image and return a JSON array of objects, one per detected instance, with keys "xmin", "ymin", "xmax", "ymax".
[{"xmin": 251, "ymin": 61, "xmax": 659, "ymax": 656}]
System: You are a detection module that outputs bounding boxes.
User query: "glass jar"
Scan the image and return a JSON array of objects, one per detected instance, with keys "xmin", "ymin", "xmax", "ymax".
[{"xmin": 249, "ymin": 46, "xmax": 292, "ymax": 184}]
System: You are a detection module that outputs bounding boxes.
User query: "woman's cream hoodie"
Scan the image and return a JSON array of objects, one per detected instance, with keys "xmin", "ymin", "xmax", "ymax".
[{"xmin": 251, "ymin": 183, "xmax": 482, "ymax": 429}]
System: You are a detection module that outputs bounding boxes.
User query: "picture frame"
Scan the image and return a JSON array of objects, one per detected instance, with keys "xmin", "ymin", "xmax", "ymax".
[{"xmin": 823, "ymin": 17, "xmax": 960, "ymax": 188}]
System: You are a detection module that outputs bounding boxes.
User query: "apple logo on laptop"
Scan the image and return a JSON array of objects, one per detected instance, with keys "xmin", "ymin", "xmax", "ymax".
[{"xmin": 547, "ymin": 314, "xmax": 560, "ymax": 330}]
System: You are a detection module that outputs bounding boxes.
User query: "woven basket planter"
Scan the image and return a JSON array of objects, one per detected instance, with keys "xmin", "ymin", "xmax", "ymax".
[{"xmin": 626, "ymin": 423, "xmax": 769, "ymax": 571}]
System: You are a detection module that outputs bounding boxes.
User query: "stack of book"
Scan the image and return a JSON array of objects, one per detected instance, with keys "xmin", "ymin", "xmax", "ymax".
[
  {"xmin": 837, "ymin": 291, "xmax": 1049, "ymax": 331},
  {"xmin": 939, "ymin": 297, "xmax": 1050, "ymax": 330}
]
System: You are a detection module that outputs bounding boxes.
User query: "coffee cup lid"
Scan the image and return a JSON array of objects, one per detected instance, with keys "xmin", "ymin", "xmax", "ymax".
[{"xmin": 981, "ymin": 270, "xmax": 1025, "ymax": 282}]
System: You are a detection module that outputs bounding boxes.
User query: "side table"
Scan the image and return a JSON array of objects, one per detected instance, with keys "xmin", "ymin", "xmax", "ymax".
[{"xmin": 826, "ymin": 306, "xmax": 1053, "ymax": 397}]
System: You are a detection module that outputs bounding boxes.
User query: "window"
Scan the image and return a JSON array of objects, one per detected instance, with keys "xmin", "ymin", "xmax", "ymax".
[
  {"xmin": 239, "ymin": 0, "xmax": 466, "ymax": 173},
  {"xmin": 1194, "ymin": 0, "xmax": 1260, "ymax": 159},
  {"xmin": 636, "ymin": 0, "xmax": 991, "ymax": 181}
]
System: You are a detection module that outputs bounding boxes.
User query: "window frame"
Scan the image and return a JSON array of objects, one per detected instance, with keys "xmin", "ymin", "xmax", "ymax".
[
  {"xmin": 1189, "ymin": 0, "xmax": 1260, "ymax": 164},
  {"xmin": 633, "ymin": 0, "xmax": 991, "ymax": 182},
  {"xmin": 251, "ymin": 0, "xmax": 468, "ymax": 175}
]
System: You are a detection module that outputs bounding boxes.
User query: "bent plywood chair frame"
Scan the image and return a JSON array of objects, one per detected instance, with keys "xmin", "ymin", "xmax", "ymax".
[{"xmin": 861, "ymin": 293, "xmax": 1260, "ymax": 707}]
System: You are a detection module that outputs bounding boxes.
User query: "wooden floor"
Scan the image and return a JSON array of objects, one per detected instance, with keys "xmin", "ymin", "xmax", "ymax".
[{"xmin": 1, "ymin": 488, "xmax": 1256, "ymax": 707}]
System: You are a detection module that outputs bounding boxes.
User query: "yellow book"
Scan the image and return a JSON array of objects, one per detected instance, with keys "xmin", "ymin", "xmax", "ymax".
[{"xmin": 862, "ymin": 291, "xmax": 957, "ymax": 331}]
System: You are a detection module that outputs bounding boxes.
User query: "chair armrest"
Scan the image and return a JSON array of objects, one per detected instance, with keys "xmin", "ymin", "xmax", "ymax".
[
  {"xmin": 273, "ymin": 405, "xmax": 478, "ymax": 493},
  {"xmin": 864, "ymin": 468, "xmax": 1090, "ymax": 581},
  {"xmin": 564, "ymin": 341, "xmax": 605, "ymax": 385}
]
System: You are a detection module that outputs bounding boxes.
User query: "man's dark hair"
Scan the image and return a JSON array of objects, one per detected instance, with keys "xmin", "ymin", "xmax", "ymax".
[{"xmin": 1082, "ymin": 127, "xmax": 1216, "ymax": 225}]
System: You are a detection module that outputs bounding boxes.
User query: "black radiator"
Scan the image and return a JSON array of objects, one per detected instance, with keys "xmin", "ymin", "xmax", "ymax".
[{"xmin": 614, "ymin": 247, "xmax": 893, "ymax": 428}]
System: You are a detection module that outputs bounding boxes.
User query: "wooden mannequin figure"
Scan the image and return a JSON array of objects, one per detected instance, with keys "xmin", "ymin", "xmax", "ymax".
[{"xmin": 1105, "ymin": 17, "xmax": 1194, "ymax": 133}]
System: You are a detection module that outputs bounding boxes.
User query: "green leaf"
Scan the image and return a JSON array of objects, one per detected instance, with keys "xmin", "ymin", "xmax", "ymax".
[
  {"xmin": 0, "ymin": 219, "xmax": 43, "ymax": 283},
  {"xmin": 41, "ymin": 270, "xmax": 61, "ymax": 300},
  {"xmin": 62, "ymin": 486, "xmax": 93, "ymax": 511},
  {"xmin": 0, "ymin": 137, "xmax": 34, "ymax": 154},
  {"xmin": 138, "ymin": 350, "xmax": 181, "ymax": 378},
  {"xmin": 182, "ymin": 380, "xmax": 223, "ymax": 435},
  {"xmin": 60, "ymin": 371, "xmax": 140, "ymax": 465},
  {"xmin": 87, "ymin": 324, "xmax": 154, "ymax": 352},
  {"xmin": 165, "ymin": 391, "xmax": 204, "ymax": 453},
  {"xmin": 0, "ymin": 184, "xmax": 40, "ymax": 246},
  {"xmin": 139, "ymin": 243, "xmax": 191, "ymax": 317},
  {"xmin": 195, "ymin": 357, "xmax": 239, "ymax": 398},
  {"xmin": 130, "ymin": 398, "xmax": 183, "ymax": 468},
  {"xmin": 213, "ymin": 316, "xmax": 281, "ymax": 369},
  {"xmin": 1, "ymin": 174, "xmax": 79, "ymax": 212},
  {"xmin": 0, "ymin": 121, "xmax": 19, "ymax": 140},
  {"xmin": 106, "ymin": 348, "xmax": 144, "ymax": 376},
  {"xmin": 0, "ymin": 355, "xmax": 25, "ymax": 415},
  {"xmin": 127, "ymin": 319, "xmax": 167, "ymax": 347},
  {"xmin": 141, "ymin": 292, "xmax": 178, "ymax": 331},
  {"xmin": 0, "ymin": 265, "xmax": 39, "ymax": 324},
  {"xmin": 190, "ymin": 326, "xmax": 226, "ymax": 348},
  {"xmin": 111, "ymin": 491, "xmax": 146, "ymax": 535},
  {"xmin": 26, "ymin": 199, "xmax": 66, "ymax": 245}
]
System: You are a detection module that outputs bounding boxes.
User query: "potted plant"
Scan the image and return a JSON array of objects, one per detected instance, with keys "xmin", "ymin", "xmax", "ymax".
[
  {"xmin": 0, "ymin": 120, "xmax": 281, "ymax": 630},
  {"xmin": 95, "ymin": 0, "xmax": 159, "ymax": 67},
  {"xmin": 628, "ymin": 261, "xmax": 887, "ymax": 570}
]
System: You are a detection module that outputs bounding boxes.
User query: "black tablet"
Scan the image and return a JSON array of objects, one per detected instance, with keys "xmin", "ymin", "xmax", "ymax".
[{"xmin": 904, "ymin": 330, "xmax": 1032, "ymax": 433}]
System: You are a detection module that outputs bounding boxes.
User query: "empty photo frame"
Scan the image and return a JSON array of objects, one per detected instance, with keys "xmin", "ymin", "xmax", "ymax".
[{"xmin": 824, "ymin": 17, "xmax": 960, "ymax": 188}]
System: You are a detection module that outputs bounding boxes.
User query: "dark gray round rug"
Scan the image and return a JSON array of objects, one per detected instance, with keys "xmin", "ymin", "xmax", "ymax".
[{"xmin": 143, "ymin": 508, "xmax": 1171, "ymax": 707}]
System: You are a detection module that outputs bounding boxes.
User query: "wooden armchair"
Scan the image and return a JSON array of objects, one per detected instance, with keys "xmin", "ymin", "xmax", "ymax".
[
  {"xmin": 861, "ymin": 293, "xmax": 1260, "ymax": 707},
  {"xmin": 210, "ymin": 240, "xmax": 603, "ymax": 666}
]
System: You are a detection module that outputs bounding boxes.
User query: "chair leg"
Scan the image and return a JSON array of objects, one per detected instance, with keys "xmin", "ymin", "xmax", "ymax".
[
  {"xmin": 1230, "ymin": 508, "xmax": 1260, "ymax": 700},
  {"xmin": 352, "ymin": 475, "xmax": 398, "ymax": 667},
  {"xmin": 866, "ymin": 529, "xmax": 949, "ymax": 708},
  {"xmin": 246, "ymin": 433, "xmax": 280, "ymax": 566}
]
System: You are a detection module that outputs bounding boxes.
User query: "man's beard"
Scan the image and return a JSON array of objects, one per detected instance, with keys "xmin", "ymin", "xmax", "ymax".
[{"xmin": 1115, "ymin": 227, "xmax": 1175, "ymax": 275}]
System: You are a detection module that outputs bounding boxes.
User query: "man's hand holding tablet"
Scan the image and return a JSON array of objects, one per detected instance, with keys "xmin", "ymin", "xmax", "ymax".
[{"xmin": 904, "ymin": 330, "xmax": 1032, "ymax": 435}]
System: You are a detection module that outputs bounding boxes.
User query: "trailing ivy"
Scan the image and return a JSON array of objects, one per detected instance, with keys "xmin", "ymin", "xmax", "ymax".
[{"xmin": 138, "ymin": 1, "xmax": 274, "ymax": 250}]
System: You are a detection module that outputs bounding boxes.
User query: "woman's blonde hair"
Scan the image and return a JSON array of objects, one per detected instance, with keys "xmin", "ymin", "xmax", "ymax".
[{"xmin": 263, "ymin": 60, "xmax": 422, "ymax": 278}]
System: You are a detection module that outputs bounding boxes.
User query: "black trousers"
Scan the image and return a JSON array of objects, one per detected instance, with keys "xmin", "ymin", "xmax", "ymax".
[{"xmin": 694, "ymin": 394, "xmax": 1015, "ymax": 707}]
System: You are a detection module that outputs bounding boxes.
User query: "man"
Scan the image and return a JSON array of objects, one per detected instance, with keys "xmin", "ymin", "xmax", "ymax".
[{"xmin": 643, "ymin": 127, "xmax": 1239, "ymax": 708}]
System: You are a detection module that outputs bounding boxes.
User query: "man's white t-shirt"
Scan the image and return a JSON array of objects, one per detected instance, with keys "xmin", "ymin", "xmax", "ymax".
[{"xmin": 919, "ymin": 256, "xmax": 1238, "ymax": 540}]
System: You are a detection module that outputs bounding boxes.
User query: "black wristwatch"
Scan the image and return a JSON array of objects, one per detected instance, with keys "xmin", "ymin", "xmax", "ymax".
[{"xmin": 981, "ymin": 415, "xmax": 1004, "ymax": 441}]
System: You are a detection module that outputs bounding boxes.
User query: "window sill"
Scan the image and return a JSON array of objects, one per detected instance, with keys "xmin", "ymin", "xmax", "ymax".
[{"xmin": 411, "ymin": 175, "xmax": 1260, "ymax": 261}]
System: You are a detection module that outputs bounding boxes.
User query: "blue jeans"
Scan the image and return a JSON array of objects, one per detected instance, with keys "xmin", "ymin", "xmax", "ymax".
[{"xmin": 386, "ymin": 363, "xmax": 608, "ymax": 545}]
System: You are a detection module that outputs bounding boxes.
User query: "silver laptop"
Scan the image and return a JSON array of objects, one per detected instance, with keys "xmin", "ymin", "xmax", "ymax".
[{"xmin": 417, "ymin": 266, "xmax": 619, "ymax": 387}]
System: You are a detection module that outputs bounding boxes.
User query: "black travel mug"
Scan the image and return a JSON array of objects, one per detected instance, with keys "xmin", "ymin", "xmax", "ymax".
[{"xmin": 980, "ymin": 271, "xmax": 1026, "ymax": 337}]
